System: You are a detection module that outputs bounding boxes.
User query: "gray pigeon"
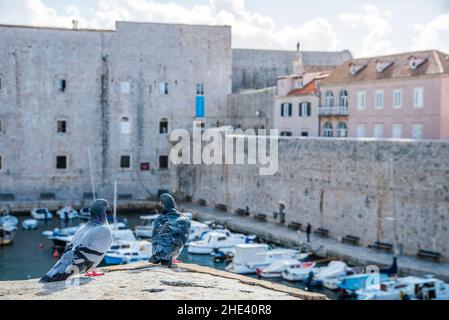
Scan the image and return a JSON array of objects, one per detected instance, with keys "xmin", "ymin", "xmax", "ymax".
[
  {"xmin": 39, "ymin": 199, "xmax": 113, "ymax": 283},
  {"xmin": 149, "ymin": 194, "xmax": 191, "ymax": 268}
]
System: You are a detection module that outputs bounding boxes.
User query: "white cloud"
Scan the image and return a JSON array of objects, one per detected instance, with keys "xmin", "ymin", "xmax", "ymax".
[
  {"xmin": 0, "ymin": 0, "xmax": 340, "ymax": 51},
  {"xmin": 339, "ymin": 5, "xmax": 394, "ymax": 56},
  {"xmin": 0, "ymin": 0, "xmax": 86, "ymax": 28},
  {"xmin": 412, "ymin": 12, "xmax": 449, "ymax": 53}
]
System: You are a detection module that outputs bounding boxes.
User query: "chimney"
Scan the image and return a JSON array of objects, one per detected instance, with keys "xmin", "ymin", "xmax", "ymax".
[{"xmin": 72, "ymin": 20, "xmax": 79, "ymax": 30}]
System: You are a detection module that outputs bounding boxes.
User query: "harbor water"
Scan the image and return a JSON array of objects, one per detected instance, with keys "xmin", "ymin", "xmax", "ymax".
[{"xmin": 0, "ymin": 212, "xmax": 340, "ymax": 299}]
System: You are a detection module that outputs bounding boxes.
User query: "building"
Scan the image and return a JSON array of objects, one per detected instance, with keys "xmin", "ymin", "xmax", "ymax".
[
  {"xmin": 274, "ymin": 46, "xmax": 330, "ymax": 137},
  {"xmin": 0, "ymin": 21, "xmax": 232, "ymax": 202},
  {"xmin": 319, "ymin": 50, "xmax": 449, "ymax": 140},
  {"xmin": 232, "ymin": 48, "xmax": 352, "ymax": 92}
]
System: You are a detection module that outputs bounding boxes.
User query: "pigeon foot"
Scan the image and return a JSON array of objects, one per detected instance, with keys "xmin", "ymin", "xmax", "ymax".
[
  {"xmin": 173, "ymin": 259, "xmax": 182, "ymax": 264},
  {"xmin": 85, "ymin": 270, "xmax": 105, "ymax": 277}
]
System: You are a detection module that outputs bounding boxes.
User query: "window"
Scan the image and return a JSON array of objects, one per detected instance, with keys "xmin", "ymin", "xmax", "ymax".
[
  {"xmin": 160, "ymin": 82, "xmax": 169, "ymax": 95},
  {"xmin": 121, "ymin": 117, "xmax": 130, "ymax": 134},
  {"xmin": 196, "ymin": 83, "xmax": 204, "ymax": 95},
  {"xmin": 414, "ymin": 88, "xmax": 424, "ymax": 108},
  {"xmin": 357, "ymin": 91, "xmax": 366, "ymax": 110},
  {"xmin": 281, "ymin": 103, "xmax": 292, "ymax": 117},
  {"xmin": 120, "ymin": 155, "xmax": 131, "ymax": 169},
  {"xmin": 392, "ymin": 124, "xmax": 402, "ymax": 139},
  {"xmin": 56, "ymin": 156, "xmax": 67, "ymax": 170},
  {"xmin": 120, "ymin": 82, "xmax": 130, "ymax": 94},
  {"xmin": 301, "ymin": 131, "xmax": 309, "ymax": 137},
  {"xmin": 280, "ymin": 131, "xmax": 292, "ymax": 137},
  {"xmin": 339, "ymin": 90, "xmax": 348, "ymax": 107},
  {"xmin": 57, "ymin": 120, "xmax": 67, "ymax": 133},
  {"xmin": 0, "ymin": 76, "xmax": 2, "ymax": 91},
  {"xmin": 159, "ymin": 118, "xmax": 168, "ymax": 134},
  {"xmin": 412, "ymin": 124, "xmax": 423, "ymax": 140},
  {"xmin": 323, "ymin": 122, "xmax": 333, "ymax": 137},
  {"xmin": 356, "ymin": 124, "xmax": 366, "ymax": 138},
  {"xmin": 0, "ymin": 155, "xmax": 2, "ymax": 171},
  {"xmin": 57, "ymin": 79, "xmax": 66, "ymax": 92},
  {"xmin": 299, "ymin": 102, "xmax": 311, "ymax": 117},
  {"xmin": 393, "ymin": 90, "xmax": 403, "ymax": 109},
  {"xmin": 159, "ymin": 155, "xmax": 169, "ymax": 169},
  {"xmin": 337, "ymin": 122, "xmax": 348, "ymax": 138},
  {"xmin": 375, "ymin": 90, "xmax": 384, "ymax": 109},
  {"xmin": 295, "ymin": 79, "xmax": 303, "ymax": 89},
  {"xmin": 374, "ymin": 124, "xmax": 384, "ymax": 138},
  {"xmin": 0, "ymin": 119, "xmax": 2, "ymax": 134},
  {"xmin": 324, "ymin": 91, "xmax": 334, "ymax": 107}
]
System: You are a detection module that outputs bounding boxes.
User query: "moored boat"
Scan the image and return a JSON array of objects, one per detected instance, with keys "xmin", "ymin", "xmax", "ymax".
[
  {"xmin": 135, "ymin": 214, "xmax": 159, "ymax": 238},
  {"xmin": 56, "ymin": 207, "xmax": 78, "ymax": 220},
  {"xmin": 104, "ymin": 240, "xmax": 152, "ymax": 265},
  {"xmin": 187, "ymin": 230, "xmax": 255, "ymax": 255},
  {"xmin": 0, "ymin": 226, "xmax": 15, "ymax": 245},
  {"xmin": 0, "ymin": 213, "xmax": 19, "ymax": 230},
  {"xmin": 22, "ymin": 219, "xmax": 38, "ymax": 230},
  {"xmin": 31, "ymin": 208, "xmax": 53, "ymax": 220},
  {"xmin": 282, "ymin": 264, "xmax": 322, "ymax": 282},
  {"xmin": 257, "ymin": 260, "xmax": 314, "ymax": 279}
]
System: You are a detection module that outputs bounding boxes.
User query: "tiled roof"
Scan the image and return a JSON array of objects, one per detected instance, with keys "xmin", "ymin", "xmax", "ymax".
[
  {"xmin": 288, "ymin": 81, "xmax": 316, "ymax": 96},
  {"xmin": 321, "ymin": 50, "xmax": 449, "ymax": 85}
]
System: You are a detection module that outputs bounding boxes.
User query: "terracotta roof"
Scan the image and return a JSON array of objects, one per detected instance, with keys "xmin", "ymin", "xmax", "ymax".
[
  {"xmin": 321, "ymin": 50, "xmax": 449, "ymax": 85},
  {"xmin": 288, "ymin": 81, "xmax": 316, "ymax": 96}
]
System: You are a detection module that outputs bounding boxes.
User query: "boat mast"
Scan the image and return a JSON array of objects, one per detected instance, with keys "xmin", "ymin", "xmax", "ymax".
[
  {"xmin": 113, "ymin": 179, "xmax": 118, "ymax": 240},
  {"xmin": 87, "ymin": 146, "xmax": 96, "ymax": 201}
]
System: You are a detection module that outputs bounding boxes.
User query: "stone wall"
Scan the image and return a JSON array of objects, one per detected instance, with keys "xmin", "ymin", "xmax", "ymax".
[
  {"xmin": 232, "ymin": 49, "xmax": 352, "ymax": 92},
  {"xmin": 177, "ymin": 137, "xmax": 449, "ymax": 262},
  {"xmin": 0, "ymin": 22, "xmax": 232, "ymax": 203}
]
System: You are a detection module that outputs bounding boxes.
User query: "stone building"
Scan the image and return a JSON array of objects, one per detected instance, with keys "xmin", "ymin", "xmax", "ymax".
[{"xmin": 0, "ymin": 21, "xmax": 232, "ymax": 203}]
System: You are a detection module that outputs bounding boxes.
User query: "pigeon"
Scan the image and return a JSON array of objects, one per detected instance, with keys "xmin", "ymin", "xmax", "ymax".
[
  {"xmin": 149, "ymin": 194, "xmax": 191, "ymax": 268},
  {"xmin": 39, "ymin": 199, "xmax": 113, "ymax": 283}
]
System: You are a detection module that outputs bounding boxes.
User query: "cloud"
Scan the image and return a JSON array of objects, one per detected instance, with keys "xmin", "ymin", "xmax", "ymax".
[
  {"xmin": 339, "ymin": 5, "xmax": 394, "ymax": 56},
  {"xmin": 0, "ymin": 0, "xmax": 340, "ymax": 51},
  {"xmin": 0, "ymin": 0, "xmax": 86, "ymax": 28},
  {"xmin": 412, "ymin": 12, "xmax": 449, "ymax": 53}
]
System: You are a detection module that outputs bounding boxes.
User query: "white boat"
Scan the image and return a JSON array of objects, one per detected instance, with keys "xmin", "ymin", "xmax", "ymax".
[
  {"xmin": 135, "ymin": 214, "xmax": 159, "ymax": 238},
  {"xmin": 31, "ymin": 208, "xmax": 53, "ymax": 220},
  {"xmin": 282, "ymin": 263, "xmax": 322, "ymax": 282},
  {"xmin": 78, "ymin": 207, "xmax": 90, "ymax": 220},
  {"xmin": 22, "ymin": 219, "xmax": 38, "ymax": 230},
  {"xmin": 356, "ymin": 276, "xmax": 449, "ymax": 300},
  {"xmin": 0, "ymin": 214, "xmax": 19, "ymax": 230},
  {"xmin": 0, "ymin": 226, "xmax": 15, "ymax": 245},
  {"xmin": 56, "ymin": 207, "xmax": 78, "ymax": 220},
  {"xmin": 104, "ymin": 240, "xmax": 152, "ymax": 265},
  {"xmin": 257, "ymin": 260, "xmax": 314, "ymax": 279},
  {"xmin": 187, "ymin": 230, "xmax": 255, "ymax": 255},
  {"xmin": 311, "ymin": 261, "xmax": 349, "ymax": 285},
  {"xmin": 188, "ymin": 221, "xmax": 211, "ymax": 242},
  {"xmin": 225, "ymin": 244, "xmax": 302, "ymax": 275}
]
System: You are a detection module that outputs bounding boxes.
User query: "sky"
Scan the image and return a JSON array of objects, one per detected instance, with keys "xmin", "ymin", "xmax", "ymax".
[{"xmin": 0, "ymin": 0, "xmax": 448, "ymax": 57}]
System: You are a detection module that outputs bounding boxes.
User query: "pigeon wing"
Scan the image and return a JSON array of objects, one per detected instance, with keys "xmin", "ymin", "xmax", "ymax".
[
  {"xmin": 39, "ymin": 225, "xmax": 112, "ymax": 283},
  {"xmin": 172, "ymin": 217, "xmax": 191, "ymax": 247}
]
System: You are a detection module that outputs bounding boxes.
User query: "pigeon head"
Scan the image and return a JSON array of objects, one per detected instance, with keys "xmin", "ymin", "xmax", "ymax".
[
  {"xmin": 89, "ymin": 199, "xmax": 112, "ymax": 223},
  {"xmin": 159, "ymin": 193, "xmax": 175, "ymax": 213}
]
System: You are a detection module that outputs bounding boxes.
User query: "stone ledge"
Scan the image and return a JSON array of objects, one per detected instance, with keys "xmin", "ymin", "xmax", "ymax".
[{"xmin": 0, "ymin": 263, "xmax": 327, "ymax": 300}]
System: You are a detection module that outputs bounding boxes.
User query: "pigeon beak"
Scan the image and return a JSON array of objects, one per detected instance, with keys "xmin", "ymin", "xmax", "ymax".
[{"xmin": 106, "ymin": 206, "xmax": 113, "ymax": 214}]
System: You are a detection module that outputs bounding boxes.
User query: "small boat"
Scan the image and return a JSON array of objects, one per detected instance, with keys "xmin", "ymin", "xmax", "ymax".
[
  {"xmin": 257, "ymin": 260, "xmax": 314, "ymax": 279},
  {"xmin": 336, "ymin": 273, "xmax": 391, "ymax": 292},
  {"xmin": 104, "ymin": 240, "xmax": 152, "ymax": 265},
  {"xmin": 309, "ymin": 261, "xmax": 349, "ymax": 286},
  {"xmin": 212, "ymin": 248, "xmax": 235, "ymax": 263},
  {"xmin": 56, "ymin": 207, "xmax": 78, "ymax": 220},
  {"xmin": 78, "ymin": 207, "xmax": 90, "ymax": 220},
  {"xmin": 187, "ymin": 230, "xmax": 255, "ymax": 255},
  {"xmin": 226, "ymin": 244, "xmax": 302, "ymax": 275},
  {"xmin": 282, "ymin": 264, "xmax": 322, "ymax": 282},
  {"xmin": 22, "ymin": 219, "xmax": 38, "ymax": 230},
  {"xmin": 31, "ymin": 208, "xmax": 53, "ymax": 220},
  {"xmin": 0, "ymin": 226, "xmax": 15, "ymax": 245},
  {"xmin": 188, "ymin": 221, "xmax": 211, "ymax": 242},
  {"xmin": 0, "ymin": 212, "xmax": 19, "ymax": 230},
  {"xmin": 135, "ymin": 214, "xmax": 159, "ymax": 238}
]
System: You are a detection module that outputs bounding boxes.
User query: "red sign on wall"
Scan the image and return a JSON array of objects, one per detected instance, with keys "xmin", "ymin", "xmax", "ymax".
[{"xmin": 140, "ymin": 163, "xmax": 150, "ymax": 171}]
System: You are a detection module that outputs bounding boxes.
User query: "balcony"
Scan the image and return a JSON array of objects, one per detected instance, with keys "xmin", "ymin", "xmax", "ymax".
[{"xmin": 319, "ymin": 106, "xmax": 349, "ymax": 116}]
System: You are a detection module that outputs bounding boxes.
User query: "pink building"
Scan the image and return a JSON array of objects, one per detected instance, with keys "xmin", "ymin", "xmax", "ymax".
[{"xmin": 319, "ymin": 50, "xmax": 449, "ymax": 140}]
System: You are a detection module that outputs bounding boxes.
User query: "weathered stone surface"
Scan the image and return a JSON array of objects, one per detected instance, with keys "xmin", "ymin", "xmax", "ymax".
[{"xmin": 0, "ymin": 263, "xmax": 326, "ymax": 300}]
